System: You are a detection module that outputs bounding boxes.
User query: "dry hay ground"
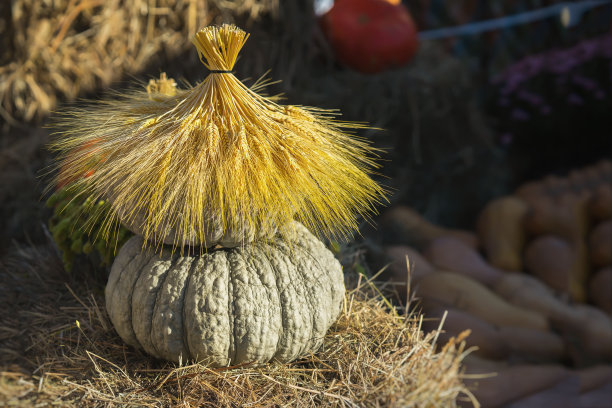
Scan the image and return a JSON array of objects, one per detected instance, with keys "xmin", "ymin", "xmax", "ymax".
[{"xmin": 0, "ymin": 243, "xmax": 475, "ymax": 407}]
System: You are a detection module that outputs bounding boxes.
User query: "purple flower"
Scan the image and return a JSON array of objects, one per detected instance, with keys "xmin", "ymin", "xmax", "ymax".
[
  {"xmin": 512, "ymin": 108, "xmax": 530, "ymax": 121},
  {"xmin": 498, "ymin": 98, "xmax": 510, "ymax": 107},
  {"xmin": 571, "ymin": 75, "xmax": 597, "ymax": 91},
  {"xmin": 567, "ymin": 94, "xmax": 584, "ymax": 105},
  {"xmin": 500, "ymin": 133, "xmax": 513, "ymax": 147},
  {"xmin": 540, "ymin": 106, "xmax": 552, "ymax": 115},
  {"xmin": 518, "ymin": 90, "xmax": 544, "ymax": 106}
]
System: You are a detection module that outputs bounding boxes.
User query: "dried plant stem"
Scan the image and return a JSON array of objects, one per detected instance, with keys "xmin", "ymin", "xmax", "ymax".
[{"xmin": 50, "ymin": 0, "xmax": 105, "ymax": 54}]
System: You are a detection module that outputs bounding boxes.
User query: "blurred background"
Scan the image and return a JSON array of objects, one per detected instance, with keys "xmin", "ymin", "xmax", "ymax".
[{"xmin": 1, "ymin": 1, "xmax": 611, "ymax": 406}]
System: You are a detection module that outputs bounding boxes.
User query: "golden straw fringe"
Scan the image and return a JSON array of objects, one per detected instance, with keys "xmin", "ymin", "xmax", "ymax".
[{"xmin": 49, "ymin": 24, "xmax": 386, "ymax": 251}]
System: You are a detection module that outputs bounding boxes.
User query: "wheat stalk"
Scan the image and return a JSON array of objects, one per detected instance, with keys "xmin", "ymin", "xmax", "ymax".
[{"xmin": 50, "ymin": 24, "xmax": 386, "ymax": 250}]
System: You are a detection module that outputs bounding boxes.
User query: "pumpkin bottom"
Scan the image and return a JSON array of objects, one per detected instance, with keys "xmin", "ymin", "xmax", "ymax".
[{"xmin": 105, "ymin": 223, "xmax": 345, "ymax": 365}]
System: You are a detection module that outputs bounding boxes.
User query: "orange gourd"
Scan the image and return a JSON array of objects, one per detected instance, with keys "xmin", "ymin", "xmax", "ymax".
[
  {"xmin": 462, "ymin": 363, "xmax": 571, "ymax": 408},
  {"xmin": 420, "ymin": 304, "xmax": 509, "ymax": 360},
  {"xmin": 577, "ymin": 365, "xmax": 612, "ymax": 393},
  {"xmin": 424, "ymin": 236, "xmax": 503, "ymax": 286},
  {"xmin": 589, "ymin": 184, "xmax": 612, "ymax": 221},
  {"xmin": 589, "ymin": 220, "xmax": 612, "ymax": 268},
  {"xmin": 524, "ymin": 235, "xmax": 585, "ymax": 300},
  {"xmin": 422, "ymin": 303, "xmax": 565, "ymax": 362},
  {"xmin": 588, "ymin": 267, "xmax": 612, "ymax": 315},
  {"xmin": 377, "ymin": 206, "xmax": 478, "ymax": 249},
  {"xmin": 383, "ymin": 245, "xmax": 434, "ymax": 301},
  {"xmin": 477, "ymin": 196, "xmax": 528, "ymax": 271},
  {"xmin": 494, "ymin": 274, "xmax": 612, "ymax": 362},
  {"xmin": 415, "ymin": 271, "xmax": 548, "ymax": 331}
]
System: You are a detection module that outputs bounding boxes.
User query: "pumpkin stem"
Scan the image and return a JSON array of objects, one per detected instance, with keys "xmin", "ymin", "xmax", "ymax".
[{"xmin": 192, "ymin": 24, "xmax": 249, "ymax": 73}]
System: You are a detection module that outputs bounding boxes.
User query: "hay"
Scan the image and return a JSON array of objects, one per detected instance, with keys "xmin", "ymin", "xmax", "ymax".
[
  {"xmin": 0, "ymin": 0, "xmax": 279, "ymax": 124},
  {"xmin": 0, "ymin": 242, "xmax": 475, "ymax": 407}
]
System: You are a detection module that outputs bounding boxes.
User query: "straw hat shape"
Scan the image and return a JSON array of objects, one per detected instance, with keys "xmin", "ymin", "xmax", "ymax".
[{"xmin": 50, "ymin": 24, "xmax": 385, "ymax": 250}]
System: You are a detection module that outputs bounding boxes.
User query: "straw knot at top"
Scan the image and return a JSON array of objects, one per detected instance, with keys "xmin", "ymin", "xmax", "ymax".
[{"xmin": 192, "ymin": 24, "xmax": 249, "ymax": 73}]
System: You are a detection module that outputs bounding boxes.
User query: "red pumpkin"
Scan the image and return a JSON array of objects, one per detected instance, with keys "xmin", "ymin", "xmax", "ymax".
[{"xmin": 320, "ymin": 0, "xmax": 419, "ymax": 74}]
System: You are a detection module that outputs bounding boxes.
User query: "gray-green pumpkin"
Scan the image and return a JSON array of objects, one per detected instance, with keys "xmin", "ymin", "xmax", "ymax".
[
  {"xmin": 112, "ymin": 203, "xmax": 278, "ymax": 248},
  {"xmin": 105, "ymin": 222, "xmax": 345, "ymax": 365}
]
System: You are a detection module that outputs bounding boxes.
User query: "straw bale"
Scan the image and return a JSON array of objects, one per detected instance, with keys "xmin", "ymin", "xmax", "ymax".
[{"xmin": 0, "ymin": 0, "xmax": 279, "ymax": 124}]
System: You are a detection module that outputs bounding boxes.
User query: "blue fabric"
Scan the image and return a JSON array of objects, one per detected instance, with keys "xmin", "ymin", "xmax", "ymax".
[{"xmin": 418, "ymin": 1, "xmax": 611, "ymax": 40}]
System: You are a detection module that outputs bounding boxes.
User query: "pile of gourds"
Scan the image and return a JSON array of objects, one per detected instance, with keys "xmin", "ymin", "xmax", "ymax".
[
  {"xmin": 485, "ymin": 160, "xmax": 612, "ymax": 312},
  {"xmin": 378, "ymin": 160, "xmax": 612, "ymax": 406}
]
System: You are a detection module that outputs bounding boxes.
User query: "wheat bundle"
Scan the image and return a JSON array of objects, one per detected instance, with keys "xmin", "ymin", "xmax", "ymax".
[{"xmin": 50, "ymin": 24, "xmax": 385, "ymax": 250}]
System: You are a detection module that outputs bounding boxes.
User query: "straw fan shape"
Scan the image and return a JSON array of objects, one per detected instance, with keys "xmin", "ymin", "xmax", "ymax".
[{"xmin": 50, "ymin": 24, "xmax": 385, "ymax": 249}]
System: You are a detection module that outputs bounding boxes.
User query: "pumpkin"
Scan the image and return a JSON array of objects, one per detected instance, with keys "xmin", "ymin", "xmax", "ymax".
[
  {"xmin": 493, "ymin": 274, "xmax": 575, "ymax": 324},
  {"xmin": 105, "ymin": 222, "xmax": 345, "ymax": 365},
  {"xmin": 497, "ymin": 326, "xmax": 566, "ymax": 363},
  {"xmin": 515, "ymin": 181, "xmax": 546, "ymax": 202},
  {"xmin": 579, "ymin": 382, "xmax": 612, "ymax": 408},
  {"xmin": 597, "ymin": 159, "xmax": 612, "ymax": 179},
  {"xmin": 500, "ymin": 375, "xmax": 579, "ymax": 408},
  {"xmin": 477, "ymin": 195, "xmax": 528, "ymax": 271},
  {"xmin": 112, "ymin": 203, "xmax": 277, "ymax": 248},
  {"xmin": 566, "ymin": 304, "xmax": 612, "ymax": 364},
  {"xmin": 320, "ymin": 0, "xmax": 419, "ymax": 74},
  {"xmin": 462, "ymin": 354, "xmax": 507, "ymax": 371},
  {"xmin": 542, "ymin": 175, "xmax": 570, "ymax": 197},
  {"xmin": 523, "ymin": 191, "xmax": 590, "ymax": 241}
]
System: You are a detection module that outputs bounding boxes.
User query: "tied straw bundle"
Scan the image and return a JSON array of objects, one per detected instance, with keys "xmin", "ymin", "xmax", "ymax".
[{"xmin": 50, "ymin": 24, "xmax": 385, "ymax": 250}]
